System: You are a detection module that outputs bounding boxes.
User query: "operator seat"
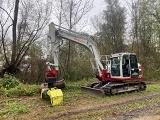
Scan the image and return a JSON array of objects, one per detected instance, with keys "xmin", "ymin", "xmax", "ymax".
[{"xmin": 123, "ymin": 59, "xmax": 130, "ymax": 77}]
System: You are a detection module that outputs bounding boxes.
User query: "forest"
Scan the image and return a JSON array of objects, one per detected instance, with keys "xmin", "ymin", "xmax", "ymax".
[{"xmin": 0, "ymin": 0, "xmax": 160, "ymax": 83}]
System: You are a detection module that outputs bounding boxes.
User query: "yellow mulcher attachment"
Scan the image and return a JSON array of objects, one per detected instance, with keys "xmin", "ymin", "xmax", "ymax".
[
  {"xmin": 40, "ymin": 77, "xmax": 65, "ymax": 106},
  {"xmin": 41, "ymin": 87, "xmax": 63, "ymax": 106}
]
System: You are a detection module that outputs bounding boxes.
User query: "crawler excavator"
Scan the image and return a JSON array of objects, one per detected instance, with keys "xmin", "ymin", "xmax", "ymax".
[{"xmin": 45, "ymin": 22, "xmax": 146, "ymax": 97}]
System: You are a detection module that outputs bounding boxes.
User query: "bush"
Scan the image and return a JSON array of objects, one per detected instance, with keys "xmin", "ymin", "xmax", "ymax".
[
  {"xmin": 6, "ymin": 84, "xmax": 39, "ymax": 97},
  {"xmin": 0, "ymin": 74, "xmax": 39, "ymax": 97},
  {"xmin": 0, "ymin": 74, "xmax": 20, "ymax": 90}
]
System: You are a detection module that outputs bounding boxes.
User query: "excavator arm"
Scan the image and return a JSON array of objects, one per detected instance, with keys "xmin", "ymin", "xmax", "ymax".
[{"xmin": 47, "ymin": 22, "xmax": 106, "ymax": 81}]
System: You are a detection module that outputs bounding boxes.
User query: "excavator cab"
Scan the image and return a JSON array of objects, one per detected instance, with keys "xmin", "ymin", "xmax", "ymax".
[
  {"xmin": 110, "ymin": 53, "xmax": 140, "ymax": 79},
  {"xmin": 82, "ymin": 52, "xmax": 145, "ymax": 97}
]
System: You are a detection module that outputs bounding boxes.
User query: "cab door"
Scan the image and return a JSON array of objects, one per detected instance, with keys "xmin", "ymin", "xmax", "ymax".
[
  {"xmin": 122, "ymin": 55, "xmax": 130, "ymax": 77},
  {"xmin": 111, "ymin": 57, "xmax": 120, "ymax": 77},
  {"xmin": 129, "ymin": 54, "xmax": 139, "ymax": 77}
]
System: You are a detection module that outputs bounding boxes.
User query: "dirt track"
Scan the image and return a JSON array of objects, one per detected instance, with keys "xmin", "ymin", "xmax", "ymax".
[
  {"xmin": 45, "ymin": 92, "xmax": 160, "ymax": 120},
  {"xmin": 117, "ymin": 102, "xmax": 160, "ymax": 120},
  {"xmin": 1, "ymin": 85, "xmax": 160, "ymax": 120},
  {"xmin": 103, "ymin": 94, "xmax": 160, "ymax": 120}
]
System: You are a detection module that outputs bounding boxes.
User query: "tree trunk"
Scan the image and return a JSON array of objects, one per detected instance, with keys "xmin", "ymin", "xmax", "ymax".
[
  {"xmin": 66, "ymin": 0, "xmax": 73, "ymax": 73},
  {"xmin": 11, "ymin": 0, "xmax": 19, "ymax": 63},
  {"xmin": 0, "ymin": 0, "xmax": 20, "ymax": 77}
]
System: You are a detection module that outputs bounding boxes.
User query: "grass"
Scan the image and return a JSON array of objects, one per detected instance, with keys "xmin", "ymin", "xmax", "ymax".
[
  {"xmin": 0, "ymin": 78, "xmax": 160, "ymax": 119},
  {"xmin": 146, "ymin": 84, "xmax": 160, "ymax": 92},
  {"xmin": 51, "ymin": 79, "xmax": 160, "ymax": 120},
  {"xmin": 4, "ymin": 101, "xmax": 28, "ymax": 114},
  {"xmin": 63, "ymin": 78, "xmax": 98, "ymax": 100},
  {"xmin": 65, "ymin": 80, "xmax": 160, "ymax": 120},
  {"xmin": 0, "ymin": 101, "xmax": 29, "ymax": 120}
]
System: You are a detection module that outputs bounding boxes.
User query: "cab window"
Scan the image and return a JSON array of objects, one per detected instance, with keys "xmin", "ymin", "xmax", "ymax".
[
  {"xmin": 130, "ymin": 55, "xmax": 138, "ymax": 69},
  {"xmin": 111, "ymin": 57, "xmax": 120, "ymax": 76}
]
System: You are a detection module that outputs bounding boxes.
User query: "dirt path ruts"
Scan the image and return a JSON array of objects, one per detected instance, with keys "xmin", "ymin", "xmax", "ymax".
[
  {"xmin": 45, "ymin": 92, "xmax": 160, "ymax": 120},
  {"xmin": 105, "ymin": 101, "xmax": 160, "ymax": 120}
]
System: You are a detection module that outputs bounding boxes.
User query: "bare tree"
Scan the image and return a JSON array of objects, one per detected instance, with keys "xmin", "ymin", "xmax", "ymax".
[
  {"xmin": 0, "ymin": 0, "xmax": 52, "ymax": 77},
  {"xmin": 52, "ymin": 0, "xmax": 94, "ymax": 79}
]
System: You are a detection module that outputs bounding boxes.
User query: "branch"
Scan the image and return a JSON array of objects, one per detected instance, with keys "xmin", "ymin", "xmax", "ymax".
[
  {"xmin": 15, "ymin": 18, "xmax": 47, "ymax": 64},
  {"xmin": 73, "ymin": 0, "xmax": 82, "ymax": 23},
  {"xmin": 0, "ymin": 6, "xmax": 13, "ymax": 21},
  {"xmin": 15, "ymin": 0, "xmax": 50, "ymax": 66},
  {"xmin": 61, "ymin": 1, "xmax": 70, "ymax": 27},
  {"xmin": 0, "ymin": 21, "xmax": 9, "ymax": 65},
  {"xmin": 73, "ymin": 0, "xmax": 93, "ymax": 26},
  {"xmin": 2, "ymin": 7, "xmax": 14, "ymax": 27},
  {"xmin": 16, "ymin": 44, "xmax": 30, "ymax": 67},
  {"xmin": 148, "ymin": 12, "xmax": 160, "ymax": 24},
  {"xmin": 3, "ymin": 24, "xmax": 13, "ymax": 39}
]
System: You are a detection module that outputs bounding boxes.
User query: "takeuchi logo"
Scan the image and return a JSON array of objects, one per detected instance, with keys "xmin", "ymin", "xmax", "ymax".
[{"xmin": 74, "ymin": 37, "xmax": 86, "ymax": 43}]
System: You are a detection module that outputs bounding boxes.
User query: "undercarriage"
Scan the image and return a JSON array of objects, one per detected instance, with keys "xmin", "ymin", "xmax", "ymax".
[{"xmin": 81, "ymin": 81, "xmax": 146, "ymax": 97}]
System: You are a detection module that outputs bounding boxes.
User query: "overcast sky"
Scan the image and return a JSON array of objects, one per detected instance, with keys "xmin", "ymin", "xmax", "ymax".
[
  {"xmin": 52, "ymin": 0, "xmax": 132, "ymax": 35},
  {"xmin": 89, "ymin": 0, "xmax": 131, "ymax": 18},
  {"xmin": 85, "ymin": 0, "xmax": 132, "ymax": 42},
  {"xmin": 81, "ymin": 0, "xmax": 132, "ymax": 34},
  {"xmin": 89, "ymin": 0, "xmax": 106, "ymax": 17}
]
